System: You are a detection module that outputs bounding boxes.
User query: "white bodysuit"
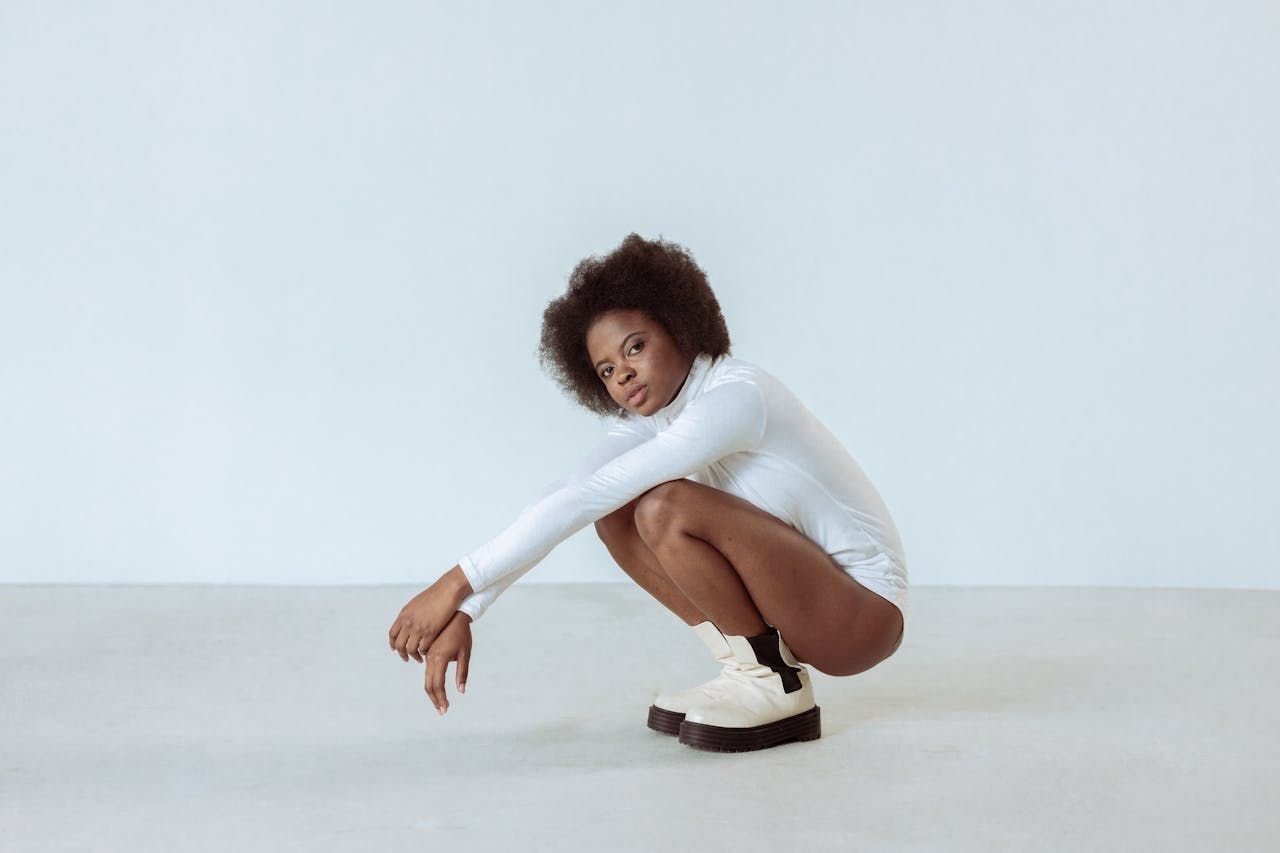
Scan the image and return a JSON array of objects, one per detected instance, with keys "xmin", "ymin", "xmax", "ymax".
[{"xmin": 455, "ymin": 351, "xmax": 909, "ymax": 628}]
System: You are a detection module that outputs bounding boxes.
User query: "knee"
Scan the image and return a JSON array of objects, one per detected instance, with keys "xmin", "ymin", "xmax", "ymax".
[{"xmin": 632, "ymin": 481, "xmax": 686, "ymax": 542}]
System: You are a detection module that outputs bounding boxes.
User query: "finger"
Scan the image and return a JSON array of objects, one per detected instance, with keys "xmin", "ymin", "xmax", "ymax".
[
  {"xmin": 406, "ymin": 631, "xmax": 425, "ymax": 664},
  {"xmin": 411, "ymin": 636, "xmax": 427, "ymax": 664},
  {"xmin": 433, "ymin": 654, "xmax": 450, "ymax": 715},
  {"xmin": 392, "ymin": 623, "xmax": 412, "ymax": 662},
  {"xmin": 456, "ymin": 648, "xmax": 469, "ymax": 694},
  {"xmin": 424, "ymin": 654, "xmax": 443, "ymax": 715}
]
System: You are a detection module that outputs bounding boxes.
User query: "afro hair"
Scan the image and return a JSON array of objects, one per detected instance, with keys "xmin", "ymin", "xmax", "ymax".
[{"xmin": 538, "ymin": 233, "xmax": 733, "ymax": 418}]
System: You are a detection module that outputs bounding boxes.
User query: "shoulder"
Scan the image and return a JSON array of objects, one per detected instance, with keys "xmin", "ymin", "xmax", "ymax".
[
  {"xmin": 705, "ymin": 353, "xmax": 771, "ymax": 397},
  {"xmin": 699, "ymin": 355, "xmax": 770, "ymax": 428}
]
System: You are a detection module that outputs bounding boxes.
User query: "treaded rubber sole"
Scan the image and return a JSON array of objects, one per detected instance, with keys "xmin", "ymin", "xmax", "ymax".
[
  {"xmin": 647, "ymin": 704, "xmax": 685, "ymax": 736},
  {"xmin": 678, "ymin": 705, "xmax": 821, "ymax": 752}
]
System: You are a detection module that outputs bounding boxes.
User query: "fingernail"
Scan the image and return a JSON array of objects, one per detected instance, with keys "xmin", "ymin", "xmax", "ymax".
[
  {"xmin": 437, "ymin": 707, "xmax": 443, "ymax": 716},
  {"xmin": 460, "ymin": 683, "xmax": 466, "ymax": 693}
]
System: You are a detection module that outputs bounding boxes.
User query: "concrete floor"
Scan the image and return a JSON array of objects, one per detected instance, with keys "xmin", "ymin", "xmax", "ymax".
[{"xmin": 1, "ymin": 583, "xmax": 1275, "ymax": 852}]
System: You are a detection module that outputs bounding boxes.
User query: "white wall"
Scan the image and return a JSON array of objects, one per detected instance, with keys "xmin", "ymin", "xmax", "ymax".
[{"xmin": 2, "ymin": 2, "xmax": 1276, "ymax": 594}]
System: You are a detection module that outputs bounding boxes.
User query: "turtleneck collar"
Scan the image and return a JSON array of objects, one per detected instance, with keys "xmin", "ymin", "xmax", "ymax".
[{"xmin": 649, "ymin": 351, "xmax": 714, "ymax": 426}]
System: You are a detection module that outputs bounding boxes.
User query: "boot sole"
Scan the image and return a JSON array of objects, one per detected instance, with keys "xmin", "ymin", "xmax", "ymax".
[
  {"xmin": 647, "ymin": 705, "xmax": 685, "ymax": 736},
  {"xmin": 678, "ymin": 705, "xmax": 821, "ymax": 752}
]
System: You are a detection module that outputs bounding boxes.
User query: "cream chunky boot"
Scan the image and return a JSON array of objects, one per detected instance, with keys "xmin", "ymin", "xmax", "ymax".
[
  {"xmin": 678, "ymin": 623, "xmax": 820, "ymax": 752},
  {"xmin": 647, "ymin": 620, "xmax": 736, "ymax": 736}
]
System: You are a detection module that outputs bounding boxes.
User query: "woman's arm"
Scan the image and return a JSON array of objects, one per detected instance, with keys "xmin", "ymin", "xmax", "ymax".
[
  {"xmin": 454, "ymin": 416, "xmax": 653, "ymax": 621},
  {"xmin": 456, "ymin": 379, "xmax": 768, "ymax": 604}
]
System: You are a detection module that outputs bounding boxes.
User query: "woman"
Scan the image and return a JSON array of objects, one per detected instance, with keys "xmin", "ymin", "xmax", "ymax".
[{"xmin": 388, "ymin": 233, "xmax": 909, "ymax": 753}]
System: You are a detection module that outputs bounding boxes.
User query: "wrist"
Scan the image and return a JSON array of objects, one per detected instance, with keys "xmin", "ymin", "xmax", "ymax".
[{"xmin": 442, "ymin": 563, "xmax": 474, "ymax": 604}]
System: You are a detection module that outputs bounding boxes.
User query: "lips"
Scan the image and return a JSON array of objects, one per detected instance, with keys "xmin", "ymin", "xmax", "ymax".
[{"xmin": 627, "ymin": 384, "xmax": 648, "ymax": 404}]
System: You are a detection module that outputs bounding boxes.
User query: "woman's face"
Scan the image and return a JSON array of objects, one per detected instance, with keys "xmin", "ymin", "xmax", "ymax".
[{"xmin": 585, "ymin": 309, "xmax": 693, "ymax": 414}]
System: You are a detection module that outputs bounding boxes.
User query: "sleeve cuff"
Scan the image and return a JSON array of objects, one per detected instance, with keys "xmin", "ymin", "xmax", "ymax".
[
  {"xmin": 458, "ymin": 553, "xmax": 482, "ymax": 594},
  {"xmin": 456, "ymin": 598, "xmax": 482, "ymax": 621}
]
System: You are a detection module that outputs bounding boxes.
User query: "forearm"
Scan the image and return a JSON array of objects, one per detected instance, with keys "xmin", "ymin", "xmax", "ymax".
[{"xmin": 441, "ymin": 563, "xmax": 475, "ymax": 603}]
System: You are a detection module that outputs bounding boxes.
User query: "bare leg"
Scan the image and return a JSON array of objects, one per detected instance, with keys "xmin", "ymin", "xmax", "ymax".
[
  {"xmin": 594, "ymin": 495, "xmax": 710, "ymax": 627},
  {"xmin": 634, "ymin": 479, "xmax": 904, "ymax": 677},
  {"xmin": 645, "ymin": 528, "xmax": 770, "ymax": 638}
]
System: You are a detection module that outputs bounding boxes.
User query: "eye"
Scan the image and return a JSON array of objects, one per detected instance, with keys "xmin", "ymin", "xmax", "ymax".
[{"xmin": 600, "ymin": 342, "xmax": 644, "ymax": 379}]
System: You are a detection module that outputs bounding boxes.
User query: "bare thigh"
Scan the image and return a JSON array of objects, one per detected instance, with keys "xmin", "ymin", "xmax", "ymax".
[{"xmin": 634, "ymin": 479, "xmax": 903, "ymax": 677}]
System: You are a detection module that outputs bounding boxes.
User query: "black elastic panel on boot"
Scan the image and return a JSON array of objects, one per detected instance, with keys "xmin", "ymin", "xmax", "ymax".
[{"xmin": 746, "ymin": 627, "xmax": 803, "ymax": 694}]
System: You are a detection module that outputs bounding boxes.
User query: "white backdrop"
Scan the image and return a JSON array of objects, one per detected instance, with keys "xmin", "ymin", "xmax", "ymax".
[{"xmin": 1, "ymin": 2, "xmax": 1276, "ymax": 596}]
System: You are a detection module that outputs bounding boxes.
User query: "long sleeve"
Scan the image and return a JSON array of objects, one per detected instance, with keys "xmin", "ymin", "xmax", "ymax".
[
  {"xmin": 455, "ymin": 379, "xmax": 768, "ymax": 617},
  {"xmin": 454, "ymin": 415, "xmax": 651, "ymax": 621}
]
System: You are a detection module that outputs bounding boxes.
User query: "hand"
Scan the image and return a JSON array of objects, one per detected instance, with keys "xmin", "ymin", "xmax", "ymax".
[
  {"xmin": 423, "ymin": 610, "xmax": 473, "ymax": 715},
  {"xmin": 388, "ymin": 569, "xmax": 468, "ymax": 663}
]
